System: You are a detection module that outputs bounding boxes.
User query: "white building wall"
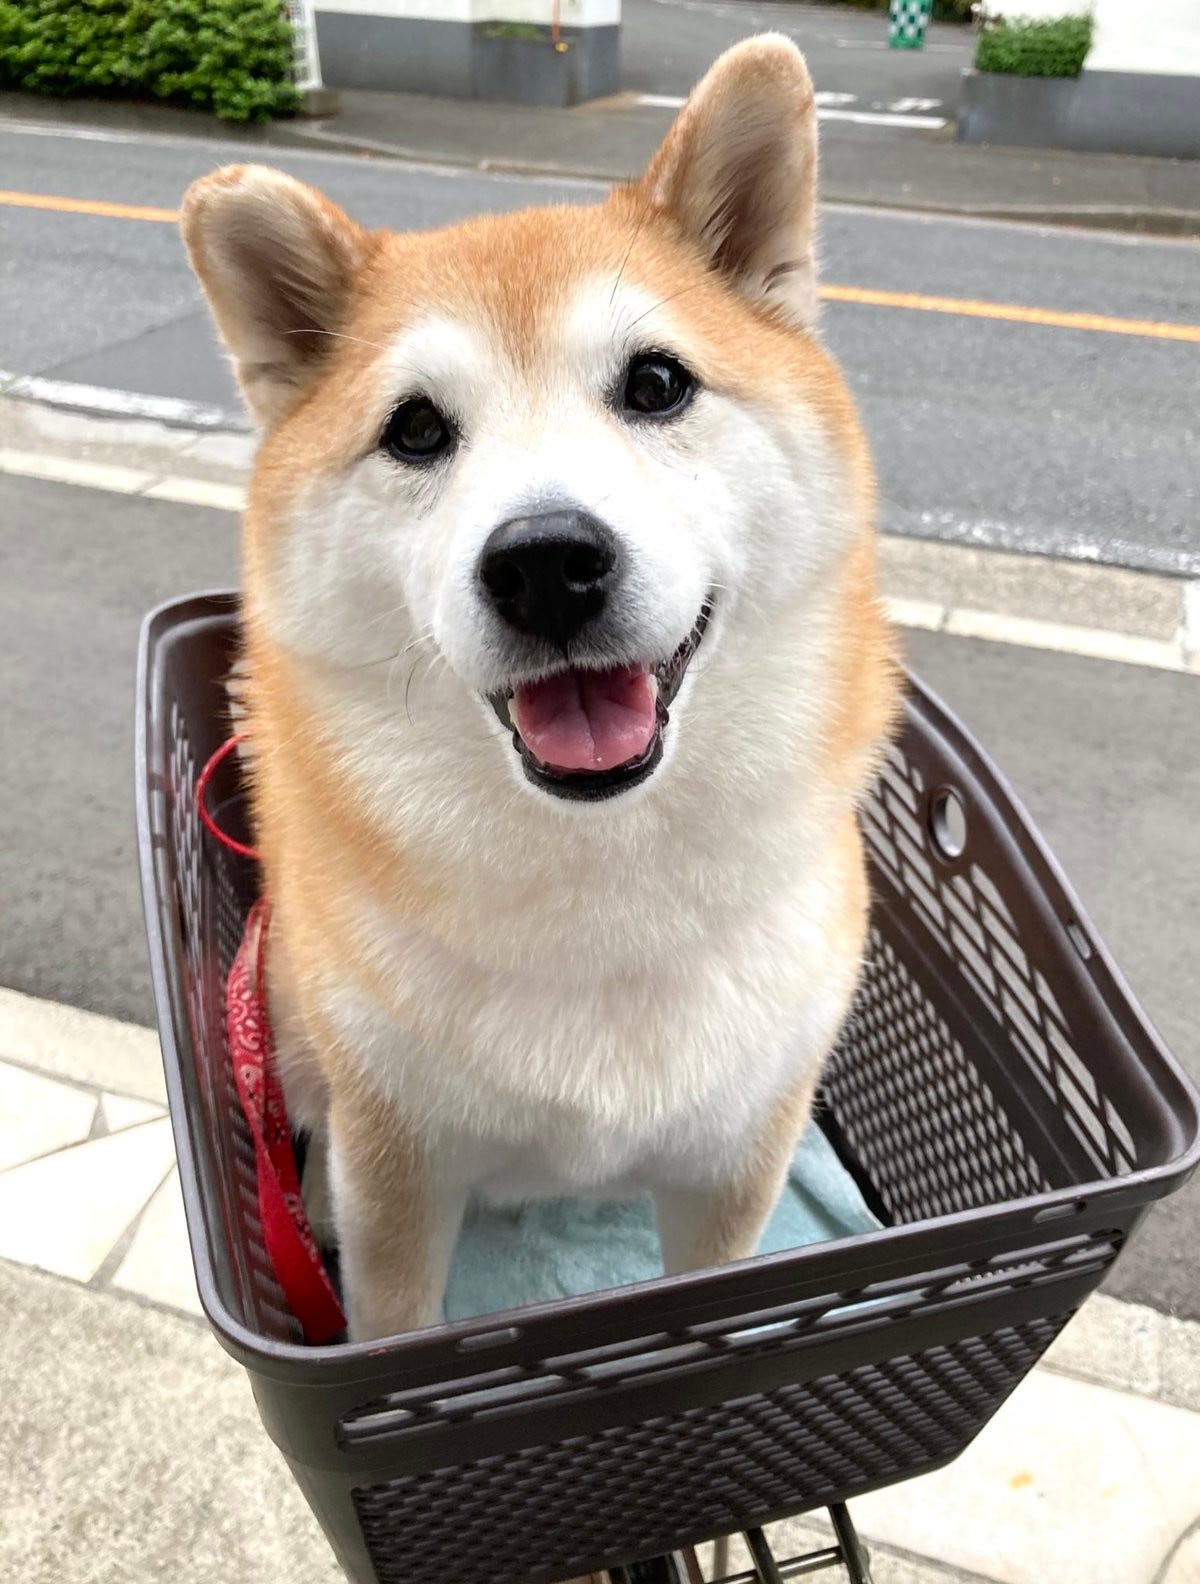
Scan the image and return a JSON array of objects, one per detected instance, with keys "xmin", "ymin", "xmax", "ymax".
[
  {"xmin": 313, "ymin": 0, "xmax": 619, "ymax": 22},
  {"xmin": 1087, "ymin": 0, "xmax": 1200, "ymax": 74},
  {"xmin": 980, "ymin": 0, "xmax": 1088, "ymax": 19}
]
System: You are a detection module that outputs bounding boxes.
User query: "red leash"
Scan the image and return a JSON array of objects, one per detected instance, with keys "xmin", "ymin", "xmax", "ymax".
[
  {"xmin": 198, "ymin": 736, "xmax": 346, "ymax": 1344},
  {"xmin": 195, "ymin": 732, "xmax": 261, "ymax": 861}
]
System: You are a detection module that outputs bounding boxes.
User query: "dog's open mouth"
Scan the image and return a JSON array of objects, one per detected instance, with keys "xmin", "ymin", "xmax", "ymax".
[{"xmin": 488, "ymin": 600, "xmax": 713, "ymax": 801}]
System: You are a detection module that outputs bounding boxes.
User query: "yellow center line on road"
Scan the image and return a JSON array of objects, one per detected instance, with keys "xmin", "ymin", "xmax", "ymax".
[
  {"xmin": 3, "ymin": 186, "xmax": 1200, "ymax": 345},
  {"xmin": 821, "ymin": 283, "xmax": 1200, "ymax": 344},
  {"xmin": 0, "ymin": 187, "xmax": 179, "ymax": 223}
]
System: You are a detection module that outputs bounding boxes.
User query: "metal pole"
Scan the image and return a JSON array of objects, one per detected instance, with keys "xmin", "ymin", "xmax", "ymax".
[
  {"xmin": 286, "ymin": 0, "xmax": 324, "ymax": 92},
  {"xmin": 829, "ymin": 1506, "xmax": 875, "ymax": 1584}
]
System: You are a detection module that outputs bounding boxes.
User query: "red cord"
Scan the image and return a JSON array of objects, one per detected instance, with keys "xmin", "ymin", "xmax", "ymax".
[{"xmin": 196, "ymin": 733, "xmax": 262, "ymax": 862}]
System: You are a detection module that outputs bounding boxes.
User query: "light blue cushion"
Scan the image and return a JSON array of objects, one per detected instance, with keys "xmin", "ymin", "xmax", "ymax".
[{"xmin": 444, "ymin": 1121, "xmax": 879, "ymax": 1322}]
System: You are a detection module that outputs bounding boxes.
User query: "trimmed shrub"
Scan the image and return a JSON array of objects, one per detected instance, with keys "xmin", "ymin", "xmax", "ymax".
[
  {"xmin": 0, "ymin": 0, "xmax": 299, "ymax": 122},
  {"xmin": 975, "ymin": 14, "xmax": 1093, "ymax": 78}
]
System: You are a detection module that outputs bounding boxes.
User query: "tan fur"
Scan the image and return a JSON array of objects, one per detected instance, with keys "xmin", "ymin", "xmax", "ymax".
[
  {"xmin": 823, "ymin": 535, "xmax": 903, "ymax": 792},
  {"xmin": 320, "ymin": 1033, "xmax": 449, "ymax": 1339},
  {"xmin": 184, "ymin": 35, "xmax": 901, "ymax": 1340}
]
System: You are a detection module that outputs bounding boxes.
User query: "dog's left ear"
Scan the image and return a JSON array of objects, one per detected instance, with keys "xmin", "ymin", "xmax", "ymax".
[{"xmin": 638, "ymin": 35, "xmax": 819, "ymax": 329}]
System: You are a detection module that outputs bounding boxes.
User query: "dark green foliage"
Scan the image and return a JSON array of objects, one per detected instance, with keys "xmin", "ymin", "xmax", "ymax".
[
  {"xmin": 482, "ymin": 22, "xmax": 546, "ymax": 41},
  {"xmin": 975, "ymin": 14, "xmax": 1093, "ymax": 78},
  {"xmin": 0, "ymin": 0, "xmax": 299, "ymax": 122}
]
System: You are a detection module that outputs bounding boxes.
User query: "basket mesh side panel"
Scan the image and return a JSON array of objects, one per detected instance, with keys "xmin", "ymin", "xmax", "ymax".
[
  {"xmin": 826, "ymin": 739, "xmax": 1137, "ymax": 1224},
  {"xmin": 826, "ymin": 931, "xmax": 1050, "ymax": 1222},
  {"xmin": 167, "ymin": 697, "xmax": 301, "ymax": 1342},
  {"xmin": 353, "ymin": 1319, "xmax": 1065, "ymax": 1584}
]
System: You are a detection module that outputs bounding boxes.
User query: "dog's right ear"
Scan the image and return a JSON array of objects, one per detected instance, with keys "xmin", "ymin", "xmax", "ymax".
[{"xmin": 181, "ymin": 165, "xmax": 367, "ymax": 426}]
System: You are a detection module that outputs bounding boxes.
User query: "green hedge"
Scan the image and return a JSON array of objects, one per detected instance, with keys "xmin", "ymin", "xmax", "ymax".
[
  {"xmin": 975, "ymin": 15, "xmax": 1093, "ymax": 78},
  {"xmin": 0, "ymin": 0, "xmax": 299, "ymax": 121}
]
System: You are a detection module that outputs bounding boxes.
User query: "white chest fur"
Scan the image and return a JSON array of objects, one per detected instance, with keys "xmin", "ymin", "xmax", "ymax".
[{"xmin": 311, "ymin": 800, "xmax": 859, "ymax": 1201}]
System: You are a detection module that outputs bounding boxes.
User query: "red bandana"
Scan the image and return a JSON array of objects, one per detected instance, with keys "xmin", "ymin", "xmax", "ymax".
[{"xmin": 226, "ymin": 900, "xmax": 347, "ymax": 1344}]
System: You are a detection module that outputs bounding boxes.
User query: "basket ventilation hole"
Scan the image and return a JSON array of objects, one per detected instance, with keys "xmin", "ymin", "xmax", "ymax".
[{"xmin": 929, "ymin": 788, "xmax": 967, "ymax": 862}]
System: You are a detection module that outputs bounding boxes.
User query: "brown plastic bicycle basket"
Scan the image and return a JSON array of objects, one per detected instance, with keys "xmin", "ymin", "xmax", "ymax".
[{"xmin": 136, "ymin": 591, "xmax": 1199, "ymax": 1584}]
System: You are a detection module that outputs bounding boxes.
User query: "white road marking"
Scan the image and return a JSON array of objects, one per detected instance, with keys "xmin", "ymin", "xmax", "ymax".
[
  {"xmin": 817, "ymin": 107, "xmax": 946, "ymax": 129},
  {"xmin": 0, "ymin": 448, "xmax": 157, "ymax": 494},
  {"xmin": 889, "ymin": 97, "xmax": 943, "ymax": 113},
  {"xmin": 883, "ymin": 596, "xmax": 946, "ymax": 631},
  {"xmin": 632, "ymin": 93, "xmax": 946, "ymax": 128},
  {"xmin": 144, "ymin": 475, "xmax": 247, "ymax": 511},
  {"xmin": 943, "ymin": 607, "xmax": 1194, "ymax": 673},
  {"xmin": 0, "ymin": 444, "xmax": 249, "ymax": 511},
  {"xmin": 1183, "ymin": 581, "xmax": 1200, "ymax": 662}
]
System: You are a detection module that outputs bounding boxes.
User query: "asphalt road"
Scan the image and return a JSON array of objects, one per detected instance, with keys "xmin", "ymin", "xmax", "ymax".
[
  {"xmin": 3, "ymin": 121, "xmax": 1198, "ymax": 575},
  {"xmin": 1, "ymin": 468, "xmax": 1197, "ymax": 1316}
]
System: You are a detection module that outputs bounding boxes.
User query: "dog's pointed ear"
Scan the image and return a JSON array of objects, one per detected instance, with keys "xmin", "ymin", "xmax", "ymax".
[
  {"xmin": 181, "ymin": 164, "xmax": 368, "ymax": 426},
  {"xmin": 637, "ymin": 35, "xmax": 819, "ymax": 329}
]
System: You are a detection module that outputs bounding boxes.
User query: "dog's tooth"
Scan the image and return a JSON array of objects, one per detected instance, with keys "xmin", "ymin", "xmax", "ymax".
[{"xmin": 647, "ymin": 673, "xmax": 660, "ymax": 700}]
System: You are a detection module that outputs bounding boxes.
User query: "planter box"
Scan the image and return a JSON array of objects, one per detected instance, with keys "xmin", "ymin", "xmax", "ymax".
[
  {"xmin": 957, "ymin": 66, "xmax": 1200, "ymax": 160},
  {"xmin": 314, "ymin": 9, "xmax": 618, "ymax": 107},
  {"xmin": 473, "ymin": 28, "xmax": 618, "ymax": 108}
]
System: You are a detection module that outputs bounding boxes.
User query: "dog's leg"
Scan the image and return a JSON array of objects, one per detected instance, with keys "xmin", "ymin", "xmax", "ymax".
[
  {"xmin": 656, "ymin": 1165, "xmax": 792, "ymax": 1275},
  {"xmin": 655, "ymin": 1078, "xmax": 817, "ymax": 1275},
  {"xmin": 300, "ymin": 1127, "xmax": 337, "ymax": 1248},
  {"xmin": 328, "ymin": 1092, "xmax": 466, "ymax": 1341}
]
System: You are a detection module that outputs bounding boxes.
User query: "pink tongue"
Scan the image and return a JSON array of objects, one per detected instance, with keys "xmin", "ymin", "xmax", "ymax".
[{"xmin": 512, "ymin": 664, "xmax": 657, "ymax": 772}]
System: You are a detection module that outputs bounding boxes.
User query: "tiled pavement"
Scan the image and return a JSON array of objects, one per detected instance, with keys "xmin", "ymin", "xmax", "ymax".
[{"xmin": 0, "ymin": 988, "xmax": 200, "ymax": 1318}]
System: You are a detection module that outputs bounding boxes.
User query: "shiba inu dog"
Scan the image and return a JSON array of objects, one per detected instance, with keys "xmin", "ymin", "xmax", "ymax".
[{"xmin": 182, "ymin": 34, "xmax": 899, "ymax": 1342}]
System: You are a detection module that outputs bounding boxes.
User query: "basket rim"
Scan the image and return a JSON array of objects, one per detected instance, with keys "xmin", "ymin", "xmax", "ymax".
[{"xmin": 135, "ymin": 588, "xmax": 1200, "ymax": 1381}]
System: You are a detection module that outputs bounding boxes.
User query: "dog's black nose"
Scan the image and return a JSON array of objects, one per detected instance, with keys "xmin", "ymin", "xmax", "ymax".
[{"xmin": 479, "ymin": 511, "xmax": 618, "ymax": 646}]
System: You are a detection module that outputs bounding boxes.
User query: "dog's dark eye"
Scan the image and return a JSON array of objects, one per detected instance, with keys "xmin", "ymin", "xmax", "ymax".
[
  {"xmin": 381, "ymin": 398, "xmax": 454, "ymax": 462},
  {"xmin": 622, "ymin": 353, "xmax": 694, "ymax": 419}
]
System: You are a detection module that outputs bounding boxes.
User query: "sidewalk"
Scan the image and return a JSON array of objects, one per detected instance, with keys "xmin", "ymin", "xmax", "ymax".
[
  {"xmin": 2, "ymin": 83, "xmax": 1199, "ymax": 235},
  {"xmin": 2, "ymin": 982, "xmax": 1200, "ymax": 1584}
]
